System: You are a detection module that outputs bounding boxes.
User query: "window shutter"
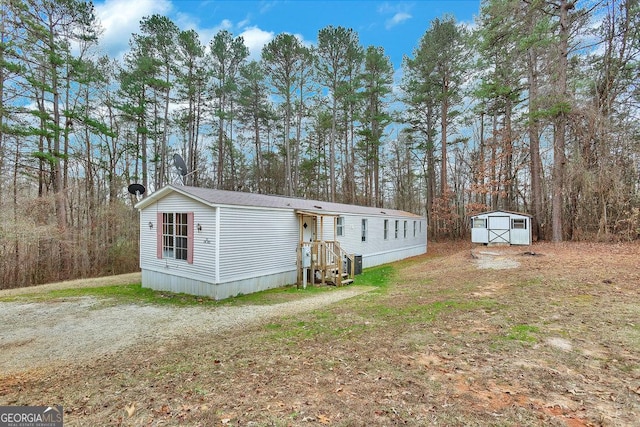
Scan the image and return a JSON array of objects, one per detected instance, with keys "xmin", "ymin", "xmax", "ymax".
[
  {"xmin": 157, "ymin": 212, "xmax": 163, "ymax": 259},
  {"xmin": 187, "ymin": 212, "xmax": 194, "ymax": 264}
]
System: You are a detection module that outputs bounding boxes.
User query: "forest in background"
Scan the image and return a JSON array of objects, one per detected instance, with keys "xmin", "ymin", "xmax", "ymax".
[{"xmin": 0, "ymin": 0, "xmax": 638, "ymax": 288}]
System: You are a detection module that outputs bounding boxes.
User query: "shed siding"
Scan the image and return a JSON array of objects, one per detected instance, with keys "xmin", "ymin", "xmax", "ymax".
[
  {"xmin": 470, "ymin": 211, "xmax": 531, "ymax": 246},
  {"xmin": 218, "ymin": 207, "xmax": 298, "ymax": 283},
  {"xmin": 510, "ymin": 221, "xmax": 531, "ymax": 245},
  {"xmin": 488, "ymin": 216, "xmax": 510, "ymax": 229},
  {"xmin": 140, "ymin": 192, "xmax": 217, "ymax": 284},
  {"xmin": 471, "ymin": 228, "xmax": 489, "ymax": 243}
]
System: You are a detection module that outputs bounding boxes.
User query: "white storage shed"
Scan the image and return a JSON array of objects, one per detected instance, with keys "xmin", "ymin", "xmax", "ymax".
[
  {"xmin": 470, "ymin": 210, "xmax": 532, "ymax": 246},
  {"xmin": 135, "ymin": 185, "xmax": 427, "ymax": 300}
]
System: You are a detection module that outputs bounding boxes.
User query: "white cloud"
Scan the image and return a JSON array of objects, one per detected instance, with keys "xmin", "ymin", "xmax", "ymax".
[
  {"xmin": 217, "ymin": 19, "xmax": 234, "ymax": 31},
  {"xmin": 238, "ymin": 26, "xmax": 275, "ymax": 60},
  {"xmin": 194, "ymin": 19, "xmax": 236, "ymax": 47},
  {"xmin": 386, "ymin": 12, "xmax": 412, "ymax": 29},
  {"xmin": 94, "ymin": 0, "xmax": 295, "ymax": 63},
  {"xmin": 237, "ymin": 18, "xmax": 252, "ymax": 29},
  {"xmin": 173, "ymin": 11, "xmax": 199, "ymax": 31},
  {"xmin": 94, "ymin": 0, "xmax": 173, "ymax": 59}
]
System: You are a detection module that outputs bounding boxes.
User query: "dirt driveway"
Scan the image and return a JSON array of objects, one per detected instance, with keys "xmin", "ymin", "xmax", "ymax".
[{"xmin": 0, "ymin": 281, "xmax": 370, "ymax": 375}]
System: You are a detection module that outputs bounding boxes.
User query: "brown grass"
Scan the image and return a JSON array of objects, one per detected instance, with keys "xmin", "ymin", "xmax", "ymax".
[{"xmin": 1, "ymin": 241, "xmax": 639, "ymax": 426}]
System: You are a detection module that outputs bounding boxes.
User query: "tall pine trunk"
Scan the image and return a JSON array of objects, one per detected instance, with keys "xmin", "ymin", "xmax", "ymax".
[{"xmin": 552, "ymin": 0, "xmax": 573, "ymax": 242}]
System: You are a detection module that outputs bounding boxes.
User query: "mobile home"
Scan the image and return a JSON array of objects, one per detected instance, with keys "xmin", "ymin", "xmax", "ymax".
[{"xmin": 135, "ymin": 185, "xmax": 427, "ymax": 299}]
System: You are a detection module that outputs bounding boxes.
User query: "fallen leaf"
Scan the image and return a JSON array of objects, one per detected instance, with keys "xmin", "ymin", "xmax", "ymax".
[
  {"xmin": 318, "ymin": 414, "xmax": 331, "ymax": 424},
  {"xmin": 125, "ymin": 403, "xmax": 135, "ymax": 418}
]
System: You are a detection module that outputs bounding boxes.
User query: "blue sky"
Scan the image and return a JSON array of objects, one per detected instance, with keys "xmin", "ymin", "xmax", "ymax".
[{"xmin": 94, "ymin": 0, "xmax": 481, "ymax": 68}]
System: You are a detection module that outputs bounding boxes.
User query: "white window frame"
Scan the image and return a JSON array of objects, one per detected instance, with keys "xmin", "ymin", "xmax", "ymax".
[
  {"xmin": 163, "ymin": 212, "xmax": 188, "ymax": 260},
  {"xmin": 361, "ymin": 219, "xmax": 368, "ymax": 242},
  {"xmin": 472, "ymin": 218, "xmax": 487, "ymax": 228},
  {"xmin": 337, "ymin": 216, "xmax": 344, "ymax": 236},
  {"xmin": 512, "ymin": 218, "xmax": 527, "ymax": 229},
  {"xmin": 384, "ymin": 219, "xmax": 389, "ymax": 240}
]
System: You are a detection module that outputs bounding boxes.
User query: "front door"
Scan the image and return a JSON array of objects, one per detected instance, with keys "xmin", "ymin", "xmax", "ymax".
[
  {"xmin": 302, "ymin": 216, "xmax": 316, "ymax": 243},
  {"xmin": 488, "ymin": 216, "xmax": 510, "ymax": 244}
]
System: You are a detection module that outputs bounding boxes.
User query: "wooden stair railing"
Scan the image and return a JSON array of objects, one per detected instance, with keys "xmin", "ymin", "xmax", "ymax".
[
  {"xmin": 301, "ymin": 241, "xmax": 355, "ymax": 287},
  {"xmin": 325, "ymin": 241, "xmax": 354, "ymax": 286}
]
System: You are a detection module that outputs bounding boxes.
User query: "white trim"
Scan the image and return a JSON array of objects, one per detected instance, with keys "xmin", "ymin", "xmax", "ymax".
[{"xmin": 215, "ymin": 207, "xmax": 221, "ymax": 284}]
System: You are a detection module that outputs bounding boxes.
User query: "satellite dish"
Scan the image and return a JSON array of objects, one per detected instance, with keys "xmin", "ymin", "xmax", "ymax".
[
  {"xmin": 127, "ymin": 183, "xmax": 146, "ymax": 196},
  {"xmin": 173, "ymin": 153, "xmax": 188, "ymax": 177}
]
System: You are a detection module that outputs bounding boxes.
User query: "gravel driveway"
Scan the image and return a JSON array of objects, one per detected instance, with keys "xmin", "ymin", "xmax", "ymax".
[{"xmin": 0, "ymin": 275, "xmax": 370, "ymax": 374}]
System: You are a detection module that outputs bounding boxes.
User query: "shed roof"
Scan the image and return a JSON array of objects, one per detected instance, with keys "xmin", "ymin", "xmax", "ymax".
[
  {"xmin": 135, "ymin": 185, "xmax": 422, "ymax": 218},
  {"xmin": 470, "ymin": 210, "xmax": 532, "ymax": 218}
]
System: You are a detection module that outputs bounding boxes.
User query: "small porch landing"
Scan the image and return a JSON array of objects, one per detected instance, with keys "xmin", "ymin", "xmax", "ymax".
[{"xmin": 296, "ymin": 210, "xmax": 356, "ymax": 288}]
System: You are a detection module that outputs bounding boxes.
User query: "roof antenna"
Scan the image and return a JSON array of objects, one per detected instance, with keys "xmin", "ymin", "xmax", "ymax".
[
  {"xmin": 127, "ymin": 183, "xmax": 146, "ymax": 199},
  {"xmin": 172, "ymin": 153, "xmax": 197, "ymax": 185}
]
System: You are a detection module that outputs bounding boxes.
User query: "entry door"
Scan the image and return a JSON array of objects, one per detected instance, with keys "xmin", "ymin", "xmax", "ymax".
[
  {"xmin": 488, "ymin": 216, "xmax": 510, "ymax": 243},
  {"xmin": 302, "ymin": 216, "xmax": 316, "ymax": 242}
]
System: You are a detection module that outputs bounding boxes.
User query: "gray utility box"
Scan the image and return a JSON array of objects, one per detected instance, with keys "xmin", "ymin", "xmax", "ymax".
[
  {"xmin": 301, "ymin": 245, "xmax": 312, "ymax": 268},
  {"xmin": 347, "ymin": 254, "xmax": 363, "ymax": 275}
]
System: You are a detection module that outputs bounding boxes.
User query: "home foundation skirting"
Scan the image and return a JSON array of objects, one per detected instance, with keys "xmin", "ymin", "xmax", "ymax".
[{"xmin": 141, "ymin": 269, "xmax": 298, "ymax": 300}]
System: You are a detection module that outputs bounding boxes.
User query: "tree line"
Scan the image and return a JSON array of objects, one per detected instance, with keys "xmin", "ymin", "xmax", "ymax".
[{"xmin": 0, "ymin": 0, "xmax": 638, "ymax": 288}]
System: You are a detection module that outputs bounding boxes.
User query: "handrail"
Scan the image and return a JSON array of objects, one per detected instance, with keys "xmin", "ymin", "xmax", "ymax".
[
  {"xmin": 299, "ymin": 240, "xmax": 355, "ymax": 286},
  {"xmin": 330, "ymin": 241, "xmax": 355, "ymax": 280}
]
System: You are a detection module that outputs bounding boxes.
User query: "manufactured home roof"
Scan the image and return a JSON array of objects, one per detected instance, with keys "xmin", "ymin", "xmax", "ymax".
[{"xmin": 135, "ymin": 185, "xmax": 422, "ymax": 218}]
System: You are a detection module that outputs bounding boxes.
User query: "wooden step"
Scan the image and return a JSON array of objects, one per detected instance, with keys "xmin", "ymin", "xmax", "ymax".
[
  {"xmin": 329, "ymin": 269, "xmax": 349, "ymax": 279},
  {"xmin": 323, "ymin": 276, "xmax": 354, "ymax": 286}
]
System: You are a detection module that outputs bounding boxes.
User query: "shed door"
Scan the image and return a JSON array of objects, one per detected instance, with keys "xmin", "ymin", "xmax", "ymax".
[{"xmin": 488, "ymin": 216, "xmax": 510, "ymax": 243}]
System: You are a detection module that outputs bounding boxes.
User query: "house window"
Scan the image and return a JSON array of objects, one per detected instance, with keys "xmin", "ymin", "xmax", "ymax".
[
  {"xmin": 395, "ymin": 220, "xmax": 399, "ymax": 239},
  {"xmin": 512, "ymin": 218, "xmax": 527, "ymax": 229},
  {"xmin": 404, "ymin": 221, "xmax": 408, "ymax": 238},
  {"xmin": 384, "ymin": 219, "xmax": 389, "ymax": 240},
  {"xmin": 163, "ymin": 212, "xmax": 188, "ymax": 260},
  {"xmin": 337, "ymin": 216, "xmax": 344, "ymax": 236},
  {"xmin": 361, "ymin": 219, "xmax": 368, "ymax": 242},
  {"xmin": 472, "ymin": 218, "xmax": 487, "ymax": 228},
  {"xmin": 413, "ymin": 221, "xmax": 417, "ymax": 237}
]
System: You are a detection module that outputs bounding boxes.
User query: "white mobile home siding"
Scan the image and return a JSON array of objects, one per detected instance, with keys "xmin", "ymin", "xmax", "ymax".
[
  {"xmin": 140, "ymin": 192, "xmax": 217, "ymax": 283},
  {"xmin": 323, "ymin": 214, "xmax": 427, "ymax": 268},
  {"xmin": 139, "ymin": 196, "xmax": 301, "ymax": 299},
  {"xmin": 218, "ymin": 206, "xmax": 298, "ymax": 283},
  {"xmin": 139, "ymin": 192, "xmax": 223, "ymax": 297}
]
